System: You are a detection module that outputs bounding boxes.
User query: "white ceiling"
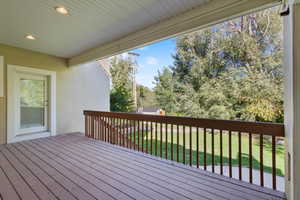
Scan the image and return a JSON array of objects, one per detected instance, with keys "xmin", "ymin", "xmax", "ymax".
[{"xmin": 0, "ymin": 0, "xmax": 208, "ymax": 58}]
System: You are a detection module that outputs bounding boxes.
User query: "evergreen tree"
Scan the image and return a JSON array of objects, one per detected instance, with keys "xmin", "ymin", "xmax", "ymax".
[{"xmin": 154, "ymin": 8, "xmax": 283, "ymax": 122}]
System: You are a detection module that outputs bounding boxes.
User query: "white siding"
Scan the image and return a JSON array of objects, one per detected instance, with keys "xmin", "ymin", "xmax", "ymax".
[{"xmin": 56, "ymin": 61, "xmax": 110, "ymax": 134}]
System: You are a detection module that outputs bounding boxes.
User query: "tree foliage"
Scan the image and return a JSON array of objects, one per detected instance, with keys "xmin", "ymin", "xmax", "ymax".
[
  {"xmin": 110, "ymin": 57, "xmax": 135, "ymax": 112},
  {"xmin": 109, "ymin": 56, "xmax": 157, "ymax": 112},
  {"xmin": 137, "ymin": 85, "xmax": 157, "ymax": 108},
  {"xmin": 154, "ymin": 8, "xmax": 283, "ymax": 122}
]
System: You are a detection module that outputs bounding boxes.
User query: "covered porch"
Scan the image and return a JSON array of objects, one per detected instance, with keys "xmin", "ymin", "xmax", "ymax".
[
  {"xmin": 0, "ymin": 133, "xmax": 285, "ymax": 200},
  {"xmin": 0, "ymin": 0, "xmax": 300, "ymax": 199}
]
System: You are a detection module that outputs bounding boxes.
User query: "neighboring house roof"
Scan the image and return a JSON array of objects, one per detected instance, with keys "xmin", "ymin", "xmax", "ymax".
[
  {"xmin": 139, "ymin": 107, "xmax": 161, "ymax": 113},
  {"xmin": 98, "ymin": 59, "xmax": 111, "ymax": 78}
]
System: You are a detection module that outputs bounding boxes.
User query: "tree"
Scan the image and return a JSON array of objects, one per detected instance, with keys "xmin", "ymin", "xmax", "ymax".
[
  {"xmin": 136, "ymin": 85, "xmax": 157, "ymax": 108},
  {"xmin": 109, "ymin": 56, "xmax": 135, "ymax": 112},
  {"xmin": 154, "ymin": 68, "xmax": 179, "ymax": 114},
  {"xmin": 110, "ymin": 85, "xmax": 134, "ymax": 112},
  {"xmin": 154, "ymin": 8, "xmax": 283, "ymax": 122}
]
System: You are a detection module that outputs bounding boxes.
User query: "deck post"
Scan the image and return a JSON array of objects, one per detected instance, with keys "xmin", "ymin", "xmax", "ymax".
[{"xmin": 283, "ymin": 1, "xmax": 300, "ymax": 199}]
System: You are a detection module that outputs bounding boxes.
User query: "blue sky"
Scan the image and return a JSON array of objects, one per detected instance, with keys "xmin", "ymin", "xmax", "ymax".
[{"xmin": 130, "ymin": 37, "xmax": 177, "ymax": 89}]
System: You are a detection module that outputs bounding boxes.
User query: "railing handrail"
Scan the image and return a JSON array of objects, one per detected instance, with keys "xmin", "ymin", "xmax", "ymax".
[{"xmin": 84, "ymin": 110, "xmax": 284, "ymax": 137}]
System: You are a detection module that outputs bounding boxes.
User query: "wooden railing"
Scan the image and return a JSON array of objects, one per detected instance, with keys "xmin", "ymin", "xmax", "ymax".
[{"xmin": 84, "ymin": 110, "xmax": 285, "ymax": 190}]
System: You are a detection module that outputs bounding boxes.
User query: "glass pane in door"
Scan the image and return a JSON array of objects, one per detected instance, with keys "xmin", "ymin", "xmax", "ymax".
[{"xmin": 20, "ymin": 79, "xmax": 47, "ymax": 129}]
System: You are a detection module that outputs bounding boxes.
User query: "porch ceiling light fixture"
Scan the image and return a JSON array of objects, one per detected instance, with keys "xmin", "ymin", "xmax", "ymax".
[
  {"xmin": 55, "ymin": 6, "xmax": 69, "ymax": 15},
  {"xmin": 25, "ymin": 34, "xmax": 36, "ymax": 40}
]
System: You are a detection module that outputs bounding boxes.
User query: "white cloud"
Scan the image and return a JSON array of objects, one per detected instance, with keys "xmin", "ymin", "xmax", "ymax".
[{"xmin": 145, "ymin": 56, "xmax": 159, "ymax": 65}]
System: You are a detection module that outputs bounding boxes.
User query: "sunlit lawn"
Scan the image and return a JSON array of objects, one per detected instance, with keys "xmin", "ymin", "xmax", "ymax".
[{"xmin": 128, "ymin": 124, "xmax": 285, "ymax": 176}]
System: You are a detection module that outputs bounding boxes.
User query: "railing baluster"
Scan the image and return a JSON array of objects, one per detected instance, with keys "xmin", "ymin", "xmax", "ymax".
[
  {"xmin": 196, "ymin": 127, "xmax": 199, "ymax": 168},
  {"xmin": 229, "ymin": 131, "xmax": 232, "ymax": 178},
  {"xmin": 115, "ymin": 117, "xmax": 118, "ymax": 144},
  {"xmin": 110, "ymin": 117, "xmax": 113, "ymax": 142},
  {"xmin": 98, "ymin": 115, "xmax": 101, "ymax": 141},
  {"xmin": 150, "ymin": 122, "xmax": 153, "ymax": 155},
  {"xmin": 96, "ymin": 116, "xmax": 101, "ymax": 140},
  {"xmin": 89, "ymin": 115, "xmax": 92, "ymax": 138},
  {"xmin": 107, "ymin": 117, "xmax": 110, "ymax": 142},
  {"xmin": 128, "ymin": 119, "xmax": 131, "ymax": 148},
  {"xmin": 155, "ymin": 122, "xmax": 158, "ymax": 156},
  {"xmin": 146, "ymin": 121, "xmax": 149, "ymax": 153},
  {"xmin": 99, "ymin": 116, "xmax": 102, "ymax": 141},
  {"xmin": 109, "ymin": 117, "xmax": 112, "ymax": 143},
  {"xmin": 132, "ymin": 120, "xmax": 135, "ymax": 149},
  {"xmin": 220, "ymin": 130, "xmax": 223, "ymax": 175},
  {"xmin": 260, "ymin": 134, "xmax": 264, "ymax": 187},
  {"xmin": 272, "ymin": 135, "xmax": 276, "ymax": 190},
  {"xmin": 238, "ymin": 131, "xmax": 242, "ymax": 180},
  {"xmin": 160, "ymin": 123, "xmax": 163, "ymax": 158},
  {"xmin": 85, "ymin": 115, "xmax": 88, "ymax": 137},
  {"xmin": 117, "ymin": 118, "xmax": 119, "ymax": 144},
  {"xmin": 183, "ymin": 126, "xmax": 186, "ymax": 165},
  {"xmin": 204, "ymin": 128, "xmax": 207, "ymax": 170},
  {"xmin": 177, "ymin": 125, "xmax": 179, "ymax": 162},
  {"xmin": 104, "ymin": 116, "xmax": 106, "ymax": 141},
  {"xmin": 125, "ymin": 119, "xmax": 128, "ymax": 148},
  {"xmin": 171, "ymin": 124, "xmax": 174, "ymax": 161},
  {"xmin": 91, "ymin": 115, "xmax": 95, "ymax": 139},
  {"xmin": 134, "ymin": 120, "xmax": 136, "ymax": 150},
  {"xmin": 97, "ymin": 115, "xmax": 99, "ymax": 139},
  {"xmin": 212, "ymin": 129, "xmax": 215, "ymax": 173},
  {"xmin": 118, "ymin": 117, "xmax": 120, "ymax": 144},
  {"xmin": 111, "ymin": 117, "xmax": 114, "ymax": 143},
  {"xmin": 137, "ymin": 120, "xmax": 140, "ymax": 151},
  {"xmin": 189, "ymin": 126, "xmax": 192, "ymax": 166},
  {"xmin": 106, "ymin": 117, "xmax": 109, "ymax": 142},
  {"xmin": 249, "ymin": 133, "xmax": 253, "ymax": 184},
  {"xmin": 108, "ymin": 117, "xmax": 112, "ymax": 144},
  {"xmin": 142, "ymin": 121, "xmax": 144, "ymax": 152},
  {"xmin": 103, "ymin": 117, "xmax": 106, "ymax": 141},
  {"xmin": 122, "ymin": 119, "xmax": 125, "ymax": 147},
  {"xmin": 165, "ymin": 123, "xmax": 168, "ymax": 159}
]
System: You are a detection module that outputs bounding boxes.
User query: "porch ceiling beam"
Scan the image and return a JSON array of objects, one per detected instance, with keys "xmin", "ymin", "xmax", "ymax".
[{"xmin": 68, "ymin": 0, "xmax": 281, "ymax": 66}]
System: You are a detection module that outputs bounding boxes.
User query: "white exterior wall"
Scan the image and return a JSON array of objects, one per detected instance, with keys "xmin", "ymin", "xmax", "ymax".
[{"xmin": 56, "ymin": 61, "xmax": 110, "ymax": 134}]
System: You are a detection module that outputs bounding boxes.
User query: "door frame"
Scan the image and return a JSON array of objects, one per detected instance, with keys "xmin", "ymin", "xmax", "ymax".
[{"xmin": 7, "ymin": 65, "xmax": 56, "ymax": 143}]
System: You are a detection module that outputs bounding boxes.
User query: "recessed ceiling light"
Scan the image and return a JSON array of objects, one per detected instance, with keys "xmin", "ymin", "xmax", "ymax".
[
  {"xmin": 25, "ymin": 34, "xmax": 36, "ymax": 40},
  {"xmin": 55, "ymin": 6, "xmax": 69, "ymax": 15}
]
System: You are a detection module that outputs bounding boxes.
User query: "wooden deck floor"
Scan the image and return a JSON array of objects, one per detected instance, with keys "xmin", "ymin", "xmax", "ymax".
[{"xmin": 0, "ymin": 133, "xmax": 285, "ymax": 200}]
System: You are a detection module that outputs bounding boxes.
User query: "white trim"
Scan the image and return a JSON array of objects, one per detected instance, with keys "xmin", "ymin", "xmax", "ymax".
[
  {"xmin": 0, "ymin": 56, "xmax": 3, "ymax": 97},
  {"xmin": 7, "ymin": 65, "xmax": 56, "ymax": 143},
  {"xmin": 284, "ymin": 3, "xmax": 300, "ymax": 199}
]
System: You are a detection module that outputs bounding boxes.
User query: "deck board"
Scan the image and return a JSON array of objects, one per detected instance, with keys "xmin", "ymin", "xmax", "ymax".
[
  {"xmin": 0, "ymin": 133, "xmax": 286, "ymax": 200},
  {"xmin": 0, "ymin": 152, "xmax": 38, "ymax": 200},
  {"xmin": 47, "ymin": 135, "xmax": 272, "ymax": 200},
  {"xmin": 6, "ymin": 145, "xmax": 77, "ymax": 200}
]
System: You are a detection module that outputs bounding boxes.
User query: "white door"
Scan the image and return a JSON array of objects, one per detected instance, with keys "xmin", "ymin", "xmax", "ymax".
[{"xmin": 7, "ymin": 65, "xmax": 56, "ymax": 143}]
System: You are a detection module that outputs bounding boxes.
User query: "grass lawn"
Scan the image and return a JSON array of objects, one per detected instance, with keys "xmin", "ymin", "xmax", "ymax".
[{"xmin": 128, "ymin": 124, "xmax": 285, "ymax": 176}]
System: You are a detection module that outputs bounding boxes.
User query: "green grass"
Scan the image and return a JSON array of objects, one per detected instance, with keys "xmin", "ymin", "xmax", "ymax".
[{"xmin": 127, "ymin": 124, "xmax": 285, "ymax": 176}]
